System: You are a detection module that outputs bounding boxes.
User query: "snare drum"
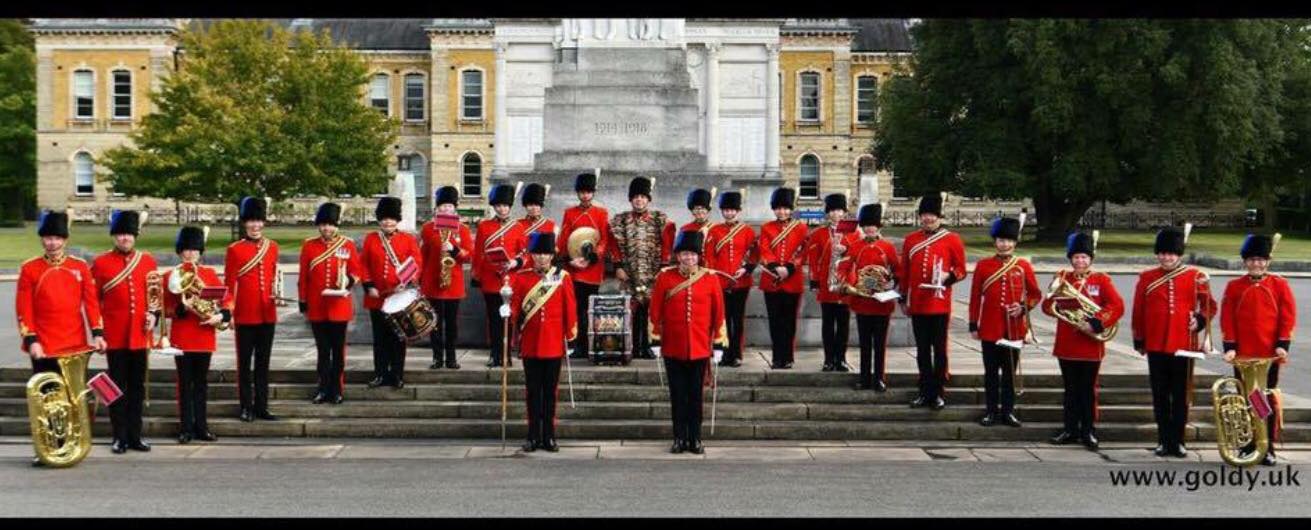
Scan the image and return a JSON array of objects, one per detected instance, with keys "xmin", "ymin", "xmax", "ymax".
[{"xmin": 380, "ymin": 289, "xmax": 437, "ymax": 342}]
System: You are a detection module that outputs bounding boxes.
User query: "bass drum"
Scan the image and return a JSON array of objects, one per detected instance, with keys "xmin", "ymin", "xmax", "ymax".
[{"xmin": 381, "ymin": 288, "xmax": 437, "ymax": 342}]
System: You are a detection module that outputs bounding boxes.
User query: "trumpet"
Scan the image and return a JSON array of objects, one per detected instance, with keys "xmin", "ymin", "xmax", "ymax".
[{"xmin": 1045, "ymin": 274, "xmax": 1117, "ymax": 342}]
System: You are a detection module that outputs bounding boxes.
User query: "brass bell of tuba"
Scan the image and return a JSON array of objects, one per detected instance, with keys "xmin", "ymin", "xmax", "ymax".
[
  {"xmin": 26, "ymin": 352, "xmax": 94, "ymax": 468},
  {"xmin": 170, "ymin": 265, "xmax": 230, "ymax": 331},
  {"xmin": 1045, "ymin": 273, "xmax": 1118, "ymax": 342},
  {"xmin": 1212, "ymin": 358, "xmax": 1275, "ymax": 467}
]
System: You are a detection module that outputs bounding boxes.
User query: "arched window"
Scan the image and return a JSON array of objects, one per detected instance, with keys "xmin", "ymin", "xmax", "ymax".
[
  {"xmin": 460, "ymin": 69, "xmax": 484, "ymax": 120},
  {"xmin": 370, "ymin": 73, "xmax": 390, "ymax": 116},
  {"xmin": 74, "ymin": 152, "xmax": 94, "ymax": 196},
  {"xmin": 403, "ymin": 73, "xmax": 425, "ymax": 122},
  {"xmin": 799, "ymin": 154, "xmax": 820, "ymax": 199},
  {"xmin": 461, "ymin": 152, "xmax": 482, "ymax": 197}
]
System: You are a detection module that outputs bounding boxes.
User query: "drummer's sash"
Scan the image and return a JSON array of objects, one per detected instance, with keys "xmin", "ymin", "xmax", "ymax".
[
  {"xmin": 769, "ymin": 219, "xmax": 803, "ymax": 251},
  {"xmin": 665, "ymin": 268, "xmax": 710, "ymax": 300},
  {"xmin": 714, "ymin": 222, "xmax": 748, "ymax": 254},
  {"xmin": 523, "ymin": 216, "xmax": 549, "ymax": 236},
  {"xmin": 236, "ymin": 238, "xmax": 271, "ymax": 278},
  {"xmin": 99, "ymin": 251, "xmax": 143, "ymax": 294},
  {"xmin": 1145, "ymin": 265, "xmax": 1193, "ymax": 295},
  {"xmin": 377, "ymin": 231, "xmax": 403, "ymax": 270},
  {"xmin": 520, "ymin": 266, "xmax": 566, "ymax": 329},
  {"xmin": 979, "ymin": 255, "xmax": 1020, "ymax": 294},
  {"xmin": 308, "ymin": 235, "xmax": 348, "ymax": 271},
  {"xmin": 484, "ymin": 218, "xmax": 515, "ymax": 252},
  {"xmin": 908, "ymin": 228, "xmax": 950, "ymax": 262}
]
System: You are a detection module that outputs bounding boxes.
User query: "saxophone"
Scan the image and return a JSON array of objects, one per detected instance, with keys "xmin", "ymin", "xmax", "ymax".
[
  {"xmin": 827, "ymin": 225, "xmax": 846, "ymax": 293},
  {"xmin": 439, "ymin": 229, "xmax": 456, "ymax": 289},
  {"xmin": 1213, "ymin": 358, "xmax": 1275, "ymax": 467},
  {"xmin": 27, "ymin": 352, "xmax": 94, "ymax": 467}
]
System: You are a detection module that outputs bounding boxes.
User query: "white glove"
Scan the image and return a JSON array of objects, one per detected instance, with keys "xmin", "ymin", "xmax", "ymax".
[
  {"xmin": 712, "ymin": 349, "xmax": 723, "ymax": 364},
  {"xmin": 499, "ymin": 304, "xmax": 511, "ymax": 318},
  {"xmin": 651, "ymin": 345, "xmax": 661, "ymax": 358}
]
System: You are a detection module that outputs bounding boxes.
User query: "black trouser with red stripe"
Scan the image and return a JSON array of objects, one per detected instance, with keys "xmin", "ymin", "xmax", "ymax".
[
  {"xmin": 1147, "ymin": 352, "xmax": 1192, "ymax": 450},
  {"xmin": 369, "ymin": 310, "xmax": 407, "ymax": 384},
  {"xmin": 981, "ymin": 341, "xmax": 1020, "ymax": 415},
  {"xmin": 911, "ymin": 314, "xmax": 950, "ymax": 401},
  {"xmin": 427, "ymin": 298, "xmax": 460, "ymax": 365},
  {"xmin": 234, "ymin": 323, "xmax": 275, "ymax": 413},
  {"xmin": 523, "ymin": 357, "xmax": 562, "ymax": 444},
  {"xmin": 821, "ymin": 303, "xmax": 851, "ymax": 367},
  {"xmin": 106, "ymin": 349, "xmax": 148, "ymax": 443},
  {"xmin": 764, "ymin": 292, "xmax": 800, "ymax": 366},
  {"xmin": 855, "ymin": 314, "xmax": 890, "ymax": 388},
  {"xmin": 665, "ymin": 357, "xmax": 708, "ymax": 443},
  {"xmin": 1058, "ymin": 358, "xmax": 1101, "ymax": 437},
  {"xmin": 723, "ymin": 289, "xmax": 750, "ymax": 364},
  {"xmin": 174, "ymin": 353, "xmax": 211, "ymax": 436},
  {"xmin": 632, "ymin": 300, "xmax": 651, "ymax": 357},
  {"xmin": 483, "ymin": 292, "xmax": 511, "ymax": 364},
  {"xmin": 572, "ymin": 281, "xmax": 599, "ymax": 358},
  {"xmin": 1234, "ymin": 362, "xmax": 1282, "ymax": 456},
  {"xmin": 311, "ymin": 322, "xmax": 349, "ymax": 399}
]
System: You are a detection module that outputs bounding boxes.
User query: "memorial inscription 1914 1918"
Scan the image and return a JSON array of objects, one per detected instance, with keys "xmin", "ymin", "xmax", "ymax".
[{"xmin": 594, "ymin": 122, "xmax": 652, "ymax": 136}]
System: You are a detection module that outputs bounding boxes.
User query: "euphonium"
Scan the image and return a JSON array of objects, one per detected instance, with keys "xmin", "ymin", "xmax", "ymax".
[
  {"xmin": 1212, "ymin": 358, "xmax": 1274, "ymax": 467},
  {"xmin": 169, "ymin": 265, "xmax": 230, "ymax": 331},
  {"xmin": 26, "ymin": 352, "xmax": 94, "ymax": 468},
  {"xmin": 1045, "ymin": 273, "xmax": 1118, "ymax": 342},
  {"xmin": 439, "ymin": 229, "xmax": 456, "ymax": 289}
]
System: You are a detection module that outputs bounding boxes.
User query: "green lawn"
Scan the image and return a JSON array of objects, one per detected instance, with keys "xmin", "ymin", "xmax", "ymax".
[{"xmin": 3, "ymin": 224, "xmax": 1307, "ymax": 269}]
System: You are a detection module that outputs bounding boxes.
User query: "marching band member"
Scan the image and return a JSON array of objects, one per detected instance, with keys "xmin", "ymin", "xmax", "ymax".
[
  {"xmin": 839, "ymin": 203, "xmax": 898, "ymax": 391},
  {"xmin": 650, "ymin": 230, "xmax": 725, "ymax": 454},
  {"xmin": 1041, "ymin": 232, "xmax": 1124, "ymax": 450},
  {"xmin": 806, "ymin": 193, "xmax": 859, "ymax": 372},
  {"xmin": 1220, "ymin": 234, "xmax": 1296, "ymax": 465},
  {"xmin": 1132, "ymin": 226, "xmax": 1217, "ymax": 458},
  {"xmin": 16, "ymin": 210, "xmax": 105, "ymax": 466},
  {"xmin": 611, "ymin": 177, "xmax": 676, "ymax": 360},
  {"xmin": 472, "ymin": 184, "xmax": 526, "ymax": 368},
  {"xmin": 225, "ymin": 196, "xmax": 280, "ymax": 423},
  {"xmin": 899, "ymin": 193, "xmax": 967, "ymax": 410},
  {"xmin": 91, "ymin": 210, "xmax": 158, "ymax": 453},
  {"xmin": 704, "ymin": 191, "xmax": 756, "ymax": 368},
  {"xmin": 164, "ymin": 226, "xmax": 233, "ymax": 444},
  {"xmin": 420, "ymin": 186, "xmax": 473, "ymax": 369},
  {"xmin": 681, "ymin": 188, "xmax": 715, "ymax": 238},
  {"xmin": 514, "ymin": 183, "xmax": 555, "ymax": 272},
  {"xmin": 298, "ymin": 203, "xmax": 365, "ymax": 405},
  {"xmin": 968, "ymin": 217, "xmax": 1041, "ymax": 428},
  {"xmin": 757, "ymin": 188, "xmax": 808, "ymax": 369},
  {"xmin": 557, "ymin": 173, "xmax": 609, "ymax": 361},
  {"xmin": 509, "ymin": 232, "xmax": 577, "ymax": 452},
  {"xmin": 363, "ymin": 197, "xmax": 423, "ymax": 388}
]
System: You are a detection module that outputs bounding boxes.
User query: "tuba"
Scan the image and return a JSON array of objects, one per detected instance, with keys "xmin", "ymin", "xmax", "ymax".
[
  {"xmin": 27, "ymin": 352, "xmax": 94, "ymax": 468},
  {"xmin": 1212, "ymin": 358, "xmax": 1275, "ymax": 467},
  {"xmin": 1045, "ymin": 273, "xmax": 1118, "ymax": 342},
  {"xmin": 169, "ymin": 265, "xmax": 230, "ymax": 331}
]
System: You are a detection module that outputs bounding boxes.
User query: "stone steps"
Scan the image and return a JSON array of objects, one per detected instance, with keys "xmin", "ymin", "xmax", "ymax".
[
  {"xmin": 5, "ymin": 399, "xmax": 1303, "ymax": 423},
  {"xmin": 3, "ymin": 416, "xmax": 1308, "ymax": 442}
]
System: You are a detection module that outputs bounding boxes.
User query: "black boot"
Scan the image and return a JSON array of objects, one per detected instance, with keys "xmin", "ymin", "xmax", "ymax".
[
  {"xmin": 111, "ymin": 439, "xmax": 128, "ymax": 454},
  {"xmin": 687, "ymin": 439, "xmax": 705, "ymax": 454},
  {"xmin": 311, "ymin": 392, "xmax": 327, "ymax": 404},
  {"xmin": 670, "ymin": 439, "xmax": 685, "ymax": 454},
  {"xmin": 1081, "ymin": 432, "xmax": 1099, "ymax": 450},
  {"xmin": 542, "ymin": 438, "xmax": 559, "ymax": 452},
  {"xmin": 367, "ymin": 376, "xmax": 386, "ymax": 388},
  {"xmin": 255, "ymin": 409, "xmax": 279, "ymax": 421},
  {"xmin": 909, "ymin": 395, "xmax": 927, "ymax": 408},
  {"xmin": 978, "ymin": 413, "xmax": 996, "ymax": 427},
  {"xmin": 1049, "ymin": 431, "xmax": 1076, "ymax": 445},
  {"xmin": 445, "ymin": 353, "xmax": 460, "ymax": 370},
  {"xmin": 998, "ymin": 412, "xmax": 1022, "ymax": 427},
  {"xmin": 239, "ymin": 407, "xmax": 254, "ymax": 422},
  {"xmin": 521, "ymin": 439, "xmax": 537, "ymax": 452},
  {"xmin": 128, "ymin": 439, "xmax": 151, "ymax": 452},
  {"xmin": 177, "ymin": 431, "xmax": 193, "ymax": 444},
  {"xmin": 873, "ymin": 380, "xmax": 887, "ymax": 393}
]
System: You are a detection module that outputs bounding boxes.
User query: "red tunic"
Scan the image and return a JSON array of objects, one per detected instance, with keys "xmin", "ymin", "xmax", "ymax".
[
  {"xmin": 839, "ymin": 236, "xmax": 900, "ymax": 316},
  {"xmin": 1221, "ymin": 274, "xmax": 1296, "ymax": 361},
  {"xmin": 1131, "ymin": 266, "xmax": 1218, "ymax": 355},
  {"xmin": 899, "ymin": 228, "xmax": 968, "ymax": 315},
  {"xmin": 512, "ymin": 216, "xmax": 556, "ymax": 272},
  {"xmin": 360, "ymin": 230, "xmax": 424, "ymax": 310},
  {"xmin": 163, "ymin": 262, "xmax": 233, "ymax": 353},
  {"xmin": 806, "ymin": 224, "xmax": 862, "ymax": 304},
  {"xmin": 508, "ymin": 267, "xmax": 577, "ymax": 359},
  {"xmin": 224, "ymin": 237, "xmax": 280, "ymax": 326},
  {"xmin": 419, "ymin": 220, "xmax": 473, "ymax": 300},
  {"xmin": 650, "ymin": 267, "xmax": 727, "ymax": 361},
  {"xmin": 15, "ymin": 254, "xmax": 104, "ymax": 357},
  {"xmin": 757, "ymin": 219, "xmax": 809, "ymax": 294},
  {"xmin": 557, "ymin": 204, "xmax": 610, "ymax": 285},
  {"xmin": 91, "ymin": 249, "xmax": 159, "ymax": 351},
  {"xmin": 471, "ymin": 216, "xmax": 526, "ymax": 294},
  {"xmin": 297, "ymin": 235, "xmax": 365, "ymax": 323},
  {"xmin": 1040, "ymin": 270, "xmax": 1125, "ymax": 361},
  {"xmin": 968, "ymin": 255, "xmax": 1042, "ymax": 343},
  {"xmin": 705, "ymin": 221, "xmax": 756, "ymax": 291}
]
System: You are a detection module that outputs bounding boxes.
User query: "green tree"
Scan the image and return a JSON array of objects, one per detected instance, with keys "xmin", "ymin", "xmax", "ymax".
[
  {"xmin": 0, "ymin": 19, "xmax": 35, "ymax": 224},
  {"xmin": 101, "ymin": 20, "xmax": 396, "ymax": 204},
  {"xmin": 874, "ymin": 19, "xmax": 1308, "ymax": 241}
]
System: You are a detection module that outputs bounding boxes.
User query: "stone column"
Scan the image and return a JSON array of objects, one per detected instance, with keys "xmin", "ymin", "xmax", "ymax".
[
  {"xmin": 705, "ymin": 42, "xmax": 721, "ymax": 170},
  {"xmin": 765, "ymin": 42, "xmax": 781, "ymax": 174},
  {"xmin": 492, "ymin": 42, "xmax": 509, "ymax": 176}
]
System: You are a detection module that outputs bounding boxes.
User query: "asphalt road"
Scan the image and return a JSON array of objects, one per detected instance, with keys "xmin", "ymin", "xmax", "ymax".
[{"xmin": 2, "ymin": 457, "xmax": 1307, "ymax": 517}]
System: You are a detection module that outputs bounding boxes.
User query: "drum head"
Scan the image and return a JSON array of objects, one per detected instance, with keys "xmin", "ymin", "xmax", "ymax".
[{"xmin": 382, "ymin": 289, "xmax": 419, "ymax": 314}]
